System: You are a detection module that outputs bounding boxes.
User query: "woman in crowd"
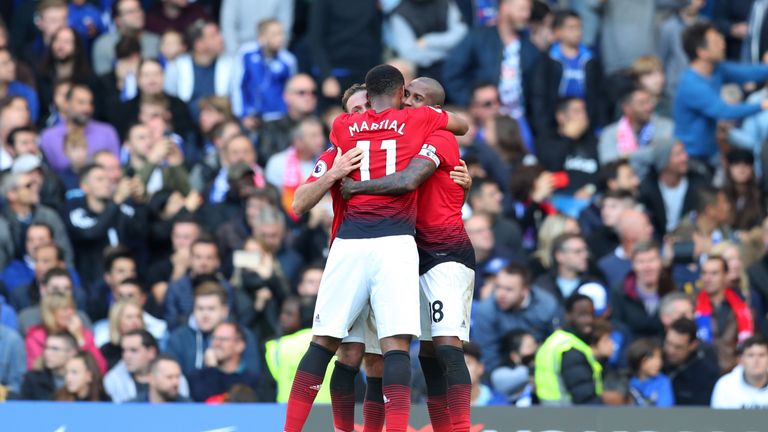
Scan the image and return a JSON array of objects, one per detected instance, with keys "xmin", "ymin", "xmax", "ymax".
[
  {"xmin": 529, "ymin": 213, "xmax": 581, "ymax": 278},
  {"xmin": 25, "ymin": 292, "xmax": 107, "ymax": 373},
  {"xmin": 722, "ymin": 148, "xmax": 765, "ymax": 233},
  {"xmin": 96, "ymin": 300, "xmax": 145, "ymax": 370},
  {"xmin": 55, "ymin": 351, "xmax": 110, "ymax": 402}
]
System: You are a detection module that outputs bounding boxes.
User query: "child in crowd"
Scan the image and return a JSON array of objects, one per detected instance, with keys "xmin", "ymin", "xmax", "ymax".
[
  {"xmin": 159, "ymin": 30, "xmax": 187, "ymax": 66},
  {"xmin": 490, "ymin": 329, "xmax": 538, "ymax": 406},
  {"xmin": 627, "ymin": 338, "xmax": 675, "ymax": 407}
]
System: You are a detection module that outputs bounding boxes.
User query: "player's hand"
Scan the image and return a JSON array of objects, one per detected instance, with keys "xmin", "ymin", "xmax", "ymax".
[
  {"xmin": 450, "ymin": 160, "xmax": 472, "ymax": 191},
  {"xmin": 330, "ymin": 147, "xmax": 363, "ymax": 181},
  {"xmin": 340, "ymin": 177, "xmax": 357, "ymax": 200}
]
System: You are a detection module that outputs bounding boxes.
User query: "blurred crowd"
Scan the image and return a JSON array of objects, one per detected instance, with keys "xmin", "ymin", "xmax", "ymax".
[{"xmin": 0, "ymin": 0, "xmax": 767, "ymax": 409}]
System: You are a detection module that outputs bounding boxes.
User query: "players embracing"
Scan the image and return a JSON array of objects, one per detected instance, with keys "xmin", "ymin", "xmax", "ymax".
[{"xmin": 284, "ymin": 65, "xmax": 476, "ymax": 432}]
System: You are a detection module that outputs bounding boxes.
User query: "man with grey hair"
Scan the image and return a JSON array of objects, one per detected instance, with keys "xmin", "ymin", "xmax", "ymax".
[
  {"xmin": 659, "ymin": 291, "xmax": 695, "ymax": 331},
  {"xmin": 0, "ymin": 170, "xmax": 73, "ymax": 267},
  {"xmin": 253, "ymin": 205, "xmax": 304, "ymax": 287}
]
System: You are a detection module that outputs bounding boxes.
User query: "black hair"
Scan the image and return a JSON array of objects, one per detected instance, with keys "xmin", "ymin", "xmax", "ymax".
[
  {"xmin": 499, "ymin": 329, "xmax": 534, "ymax": 363},
  {"xmin": 552, "ymin": 10, "xmax": 580, "ymax": 29},
  {"xmin": 463, "ymin": 341, "xmax": 482, "ymax": 361},
  {"xmin": 115, "ymin": 35, "xmax": 141, "ymax": 60},
  {"xmin": 694, "ymin": 186, "xmax": 719, "ymax": 214},
  {"xmin": 364, "ymin": 64, "xmax": 405, "ymax": 98},
  {"xmin": 682, "ymin": 22, "xmax": 715, "ymax": 61},
  {"xmin": 565, "ymin": 292, "xmax": 593, "ymax": 313},
  {"xmin": 555, "ymin": 96, "xmax": 582, "ymax": 114},
  {"xmin": 28, "ymin": 221, "xmax": 54, "ymax": 240},
  {"xmin": 740, "ymin": 335, "xmax": 768, "ymax": 353},
  {"xmin": 705, "ymin": 255, "xmax": 729, "ymax": 274},
  {"xmin": 104, "ymin": 246, "xmax": 135, "ymax": 273},
  {"xmin": 48, "ymin": 331, "xmax": 79, "ymax": 351},
  {"xmin": 7, "ymin": 125, "xmax": 37, "ymax": 147},
  {"xmin": 669, "ymin": 317, "xmax": 698, "ymax": 343},
  {"xmin": 42, "ymin": 267, "xmax": 70, "ymax": 285},
  {"xmin": 626, "ymin": 338, "xmax": 661, "ymax": 376},
  {"xmin": 123, "ymin": 329, "xmax": 159, "ymax": 351},
  {"xmin": 500, "ymin": 262, "xmax": 531, "ymax": 287}
]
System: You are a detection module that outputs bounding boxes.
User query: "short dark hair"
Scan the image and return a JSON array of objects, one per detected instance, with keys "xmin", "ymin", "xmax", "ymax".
[
  {"xmin": 467, "ymin": 177, "xmax": 498, "ymax": 206},
  {"xmin": 602, "ymin": 188, "xmax": 635, "ymax": 203},
  {"xmin": 123, "ymin": 329, "xmax": 158, "ymax": 351},
  {"xmin": 705, "ymin": 255, "xmax": 729, "ymax": 274},
  {"xmin": 499, "ymin": 262, "xmax": 530, "ymax": 287},
  {"xmin": 364, "ymin": 64, "xmax": 405, "ymax": 98},
  {"xmin": 191, "ymin": 236, "xmax": 218, "ymax": 253},
  {"xmin": 682, "ymin": 22, "xmax": 715, "ymax": 61},
  {"xmin": 741, "ymin": 335, "xmax": 768, "ymax": 353},
  {"xmin": 48, "ymin": 331, "xmax": 79, "ymax": 351},
  {"xmin": 115, "ymin": 35, "xmax": 141, "ymax": 60},
  {"xmin": 669, "ymin": 317, "xmax": 698, "ymax": 343},
  {"xmin": 7, "ymin": 125, "xmax": 36, "ymax": 147},
  {"xmin": 556, "ymin": 97, "xmax": 581, "ymax": 114},
  {"xmin": 552, "ymin": 232, "xmax": 584, "ymax": 254},
  {"xmin": 104, "ymin": 246, "xmax": 135, "ymax": 273},
  {"xmin": 552, "ymin": 9, "xmax": 580, "ymax": 29},
  {"xmin": 694, "ymin": 186, "xmax": 719, "ymax": 214},
  {"xmin": 78, "ymin": 163, "xmax": 103, "ymax": 184},
  {"xmin": 36, "ymin": 244, "xmax": 64, "ymax": 264},
  {"xmin": 631, "ymin": 240, "xmax": 660, "ymax": 260},
  {"xmin": 530, "ymin": 0, "xmax": 551, "ymax": 24},
  {"xmin": 65, "ymin": 82, "xmax": 91, "ymax": 101},
  {"xmin": 341, "ymin": 83, "xmax": 366, "ymax": 113},
  {"xmin": 565, "ymin": 293, "xmax": 593, "ymax": 313},
  {"xmin": 216, "ymin": 321, "xmax": 245, "ymax": 343},
  {"xmin": 619, "ymin": 86, "xmax": 649, "ymax": 108},
  {"xmin": 118, "ymin": 277, "xmax": 144, "ymax": 292},
  {"xmin": 626, "ymin": 338, "xmax": 661, "ymax": 376},
  {"xmin": 150, "ymin": 354, "xmax": 179, "ymax": 374},
  {"xmin": 470, "ymin": 82, "xmax": 497, "ymax": 103},
  {"xmin": 42, "ymin": 267, "xmax": 71, "ymax": 285},
  {"xmin": 499, "ymin": 329, "xmax": 534, "ymax": 361},
  {"xmin": 28, "ymin": 222, "xmax": 54, "ymax": 240},
  {"xmin": 185, "ymin": 19, "xmax": 216, "ymax": 50}
]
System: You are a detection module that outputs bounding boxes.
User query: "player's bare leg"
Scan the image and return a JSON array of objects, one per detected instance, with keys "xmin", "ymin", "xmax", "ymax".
[
  {"xmin": 379, "ymin": 335, "xmax": 414, "ymax": 432},
  {"xmin": 283, "ymin": 335, "xmax": 342, "ymax": 432},
  {"xmin": 362, "ymin": 354, "xmax": 385, "ymax": 432},
  {"xmin": 331, "ymin": 342, "xmax": 365, "ymax": 431},
  {"xmin": 421, "ymin": 336, "xmax": 471, "ymax": 432}
]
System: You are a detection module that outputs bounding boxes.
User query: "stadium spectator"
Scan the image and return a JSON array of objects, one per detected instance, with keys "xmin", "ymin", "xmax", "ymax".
[
  {"xmin": 92, "ymin": 0, "xmax": 160, "ymax": 76},
  {"xmin": 536, "ymin": 97, "xmax": 600, "ymax": 197},
  {"xmin": 167, "ymin": 281, "xmax": 260, "ymax": 377},
  {"xmin": 164, "ymin": 20, "xmax": 232, "ymax": 118},
  {"xmin": 123, "ymin": 122, "xmax": 191, "ymax": 199},
  {"xmin": 658, "ymin": 0, "xmax": 705, "ymax": 97},
  {"xmin": 386, "ymin": 0, "xmax": 467, "ymax": 79},
  {"xmin": 531, "ymin": 10, "xmax": 603, "ymax": 136},
  {"xmin": 64, "ymin": 163, "xmax": 147, "ymax": 290},
  {"xmin": 582, "ymin": 189, "xmax": 635, "ymax": 261},
  {"xmin": 473, "ymin": 263, "xmax": 561, "ymax": 371},
  {"xmin": 36, "ymin": 26, "xmax": 94, "ymax": 118},
  {"xmin": 747, "ymin": 216, "xmax": 768, "ymax": 334},
  {"xmin": 711, "ymin": 335, "xmax": 768, "ymax": 408},
  {"xmin": 626, "ymin": 338, "xmax": 674, "ymax": 407},
  {"xmin": 598, "ymin": 0, "xmax": 655, "ymax": 75},
  {"xmin": 722, "ymin": 149, "xmax": 765, "ymax": 231},
  {"xmin": 25, "ymin": 291, "xmax": 107, "ymax": 373},
  {"xmin": 710, "ymin": 242, "xmax": 755, "ymax": 314},
  {"xmin": 193, "ymin": 96, "xmax": 236, "ymax": 158},
  {"xmin": 509, "ymin": 165, "xmax": 560, "ymax": 251},
  {"xmin": 529, "ymin": 214, "xmax": 580, "ymax": 279},
  {"xmin": 39, "ymin": 78, "xmax": 71, "ymax": 128},
  {"xmin": 19, "ymin": 332, "xmax": 77, "ymax": 400},
  {"xmin": 39, "ymin": 84, "xmax": 119, "ymax": 174},
  {"xmin": 257, "ymin": 74, "xmax": 317, "ymax": 164},
  {"xmin": 219, "ymin": 0, "xmax": 293, "ymax": 55},
  {"xmin": 465, "ymin": 214, "xmax": 517, "ymax": 295},
  {"xmin": 96, "ymin": 300, "xmax": 144, "ymax": 370},
  {"xmin": 463, "ymin": 341, "xmax": 503, "ymax": 406},
  {"xmin": 468, "ymin": 177, "xmax": 523, "ymax": 255},
  {"xmin": 15, "ymin": 267, "xmax": 88, "ymax": 335},
  {"xmin": 534, "ymin": 293, "xmax": 602, "ymax": 405},
  {"xmin": 54, "ymin": 351, "xmax": 109, "ymax": 401},
  {"xmin": 685, "ymin": 187, "xmax": 733, "ymax": 259},
  {"xmin": 94, "ymin": 36, "xmax": 141, "ymax": 124},
  {"xmin": 159, "ymin": 30, "xmax": 187, "ymax": 64},
  {"xmin": 104, "ymin": 329, "xmax": 190, "ymax": 403},
  {"xmin": 675, "ymin": 22, "xmax": 768, "ymax": 166},
  {"xmin": 0, "ymin": 322, "xmax": 26, "ymax": 395},
  {"xmin": 164, "ymin": 238, "xmax": 233, "ymax": 328},
  {"xmin": 695, "ymin": 256, "xmax": 754, "ymax": 373},
  {"xmin": 130, "ymin": 355, "xmax": 191, "ymax": 403},
  {"xmin": 467, "ymin": 83, "xmax": 501, "ymax": 143},
  {"xmin": 86, "ymin": 248, "xmax": 136, "ymax": 322},
  {"xmin": 1, "ymin": 222, "xmax": 69, "ymax": 293},
  {"xmin": 489, "ymin": 329, "xmax": 537, "ymax": 406},
  {"xmin": 728, "ymin": 84, "xmax": 768, "ymax": 167},
  {"xmin": 145, "ymin": 216, "xmax": 200, "ymax": 312},
  {"xmin": 9, "ymin": 136, "xmax": 67, "ymax": 213},
  {"xmin": 66, "ymin": 0, "xmax": 104, "ymax": 44},
  {"xmin": 659, "ymin": 292, "xmax": 695, "ymax": 331},
  {"xmin": 0, "ymin": 97, "xmax": 31, "ymax": 173},
  {"xmin": 533, "ymin": 233, "xmax": 596, "ymax": 305},
  {"xmin": 662, "ymin": 317, "xmax": 720, "ymax": 405},
  {"xmin": 0, "ymin": 48, "xmax": 39, "ymax": 122},
  {"xmin": 100, "ymin": 278, "xmax": 168, "ymax": 348},
  {"xmin": 611, "ymin": 241, "xmax": 673, "ymax": 341},
  {"xmin": 737, "ymin": 0, "xmax": 768, "ymax": 63},
  {"xmin": 598, "ymin": 209, "xmax": 654, "ymax": 289},
  {"xmin": 145, "ymin": 0, "xmax": 210, "ymax": 35},
  {"xmin": 187, "ymin": 322, "xmax": 264, "ymax": 402},
  {"xmin": 599, "ymin": 88, "xmax": 674, "ymax": 165},
  {"xmin": 20, "ymin": 0, "xmax": 69, "ymax": 68},
  {"xmin": 232, "ymin": 19, "xmax": 296, "ymax": 124}
]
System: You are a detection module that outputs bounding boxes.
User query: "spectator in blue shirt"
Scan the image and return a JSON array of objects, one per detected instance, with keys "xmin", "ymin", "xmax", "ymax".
[
  {"xmin": 231, "ymin": 19, "xmax": 296, "ymax": 127},
  {"xmin": 674, "ymin": 22, "xmax": 768, "ymax": 166},
  {"xmin": 0, "ymin": 48, "xmax": 39, "ymax": 122},
  {"xmin": 627, "ymin": 338, "xmax": 675, "ymax": 407},
  {"xmin": 68, "ymin": 0, "xmax": 106, "ymax": 43}
]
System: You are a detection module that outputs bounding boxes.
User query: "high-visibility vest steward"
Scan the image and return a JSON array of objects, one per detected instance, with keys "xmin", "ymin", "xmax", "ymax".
[{"xmin": 534, "ymin": 329, "xmax": 603, "ymax": 405}]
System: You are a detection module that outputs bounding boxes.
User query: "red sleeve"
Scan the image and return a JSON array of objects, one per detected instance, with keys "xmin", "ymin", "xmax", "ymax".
[
  {"xmin": 304, "ymin": 148, "xmax": 336, "ymax": 184},
  {"xmin": 417, "ymin": 130, "xmax": 458, "ymax": 168},
  {"xmin": 414, "ymin": 106, "xmax": 449, "ymax": 135}
]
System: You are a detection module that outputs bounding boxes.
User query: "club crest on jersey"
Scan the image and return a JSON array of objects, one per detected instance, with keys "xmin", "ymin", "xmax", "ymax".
[
  {"xmin": 312, "ymin": 160, "xmax": 328, "ymax": 178},
  {"xmin": 348, "ymin": 119, "xmax": 406, "ymax": 137}
]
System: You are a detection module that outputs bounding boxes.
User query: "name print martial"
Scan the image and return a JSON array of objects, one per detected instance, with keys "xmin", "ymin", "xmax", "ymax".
[{"xmin": 348, "ymin": 119, "xmax": 407, "ymax": 136}]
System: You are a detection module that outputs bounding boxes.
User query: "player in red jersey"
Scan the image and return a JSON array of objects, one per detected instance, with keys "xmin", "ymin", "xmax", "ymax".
[
  {"xmin": 341, "ymin": 77, "xmax": 477, "ymax": 432},
  {"xmin": 283, "ymin": 65, "xmax": 468, "ymax": 432}
]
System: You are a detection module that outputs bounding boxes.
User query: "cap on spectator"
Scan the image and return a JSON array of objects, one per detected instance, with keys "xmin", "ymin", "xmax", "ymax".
[
  {"xmin": 482, "ymin": 257, "xmax": 510, "ymax": 276},
  {"xmin": 11, "ymin": 154, "xmax": 43, "ymax": 174},
  {"xmin": 727, "ymin": 148, "xmax": 754, "ymax": 166},
  {"xmin": 651, "ymin": 135, "xmax": 676, "ymax": 172},
  {"xmin": 228, "ymin": 162, "xmax": 254, "ymax": 182},
  {"xmin": 577, "ymin": 282, "xmax": 608, "ymax": 316}
]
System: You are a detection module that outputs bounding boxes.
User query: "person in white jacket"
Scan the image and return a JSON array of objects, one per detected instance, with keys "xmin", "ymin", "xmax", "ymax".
[
  {"xmin": 711, "ymin": 336, "xmax": 768, "ymax": 409},
  {"xmin": 164, "ymin": 20, "xmax": 233, "ymax": 118}
]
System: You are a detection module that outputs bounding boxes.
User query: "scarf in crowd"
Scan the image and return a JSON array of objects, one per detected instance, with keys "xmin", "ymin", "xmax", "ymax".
[
  {"xmin": 281, "ymin": 147, "xmax": 304, "ymax": 221},
  {"xmin": 616, "ymin": 116, "xmax": 654, "ymax": 155},
  {"xmin": 695, "ymin": 288, "xmax": 753, "ymax": 344}
]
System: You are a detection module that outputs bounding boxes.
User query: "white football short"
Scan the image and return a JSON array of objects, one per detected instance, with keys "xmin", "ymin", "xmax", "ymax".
[
  {"xmin": 419, "ymin": 261, "xmax": 475, "ymax": 342},
  {"xmin": 343, "ymin": 304, "xmax": 382, "ymax": 354},
  {"xmin": 312, "ymin": 235, "xmax": 421, "ymax": 341}
]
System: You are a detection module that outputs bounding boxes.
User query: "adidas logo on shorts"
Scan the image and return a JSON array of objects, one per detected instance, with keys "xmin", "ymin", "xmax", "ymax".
[
  {"xmin": 314, "ymin": 314, "xmax": 321, "ymax": 323},
  {"xmin": 460, "ymin": 320, "xmax": 466, "ymax": 328}
]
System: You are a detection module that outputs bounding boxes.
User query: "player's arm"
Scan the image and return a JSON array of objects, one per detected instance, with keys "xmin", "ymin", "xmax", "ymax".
[
  {"xmin": 445, "ymin": 111, "xmax": 469, "ymax": 136},
  {"xmin": 341, "ymin": 157, "xmax": 436, "ymax": 199},
  {"xmin": 292, "ymin": 147, "xmax": 363, "ymax": 215},
  {"xmin": 450, "ymin": 159, "xmax": 472, "ymax": 203}
]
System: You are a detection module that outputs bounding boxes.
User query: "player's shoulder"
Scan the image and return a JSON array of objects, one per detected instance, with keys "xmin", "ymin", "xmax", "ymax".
[{"xmin": 409, "ymin": 105, "xmax": 445, "ymax": 117}]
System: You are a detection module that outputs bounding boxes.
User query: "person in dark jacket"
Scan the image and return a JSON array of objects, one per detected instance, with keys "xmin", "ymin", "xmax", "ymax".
[
  {"xmin": 531, "ymin": 10, "xmax": 604, "ymax": 136},
  {"xmin": 747, "ymin": 216, "xmax": 768, "ymax": 335},
  {"xmin": 473, "ymin": 263, "xmax": 562, "ymax": 372},
  {"xmin": 443, "ymin": 0, "xmax": 540, "ymax": 109},
  {"xmin": 534, "ymin": 233, "xmax": 597, "ymax": 306},
  {"xmin": 638, "ymin": 138, "xmax": 707, "ymax": 239},
  {"xmin": 166, "ymin": 282, "xmax": 259, "ymax": 378},
  {"xmin": 188, "ymin": 322, "xmax": 268, "ymax": 402},
  {"xmin": 19, "ymin": 332, "xmax": 77, "ymax": 400},
  {"xmin": 64, "ymin": 163, "xmax": 147, "ymax": 291},
  {"xmin": 534, "ymin": 293, "xmax": 602, "ymax": 405},
  {"xmin": 536, "ymin": 98, "xmax": 600, "ymax": 197},
  {"xmin": 583, "ymin": 189, "xmax": 636, "ymax": 261},
  {"xmin": 611, "ymin": 241, "xmax": 675, "ymax": 341},
  {"xmin": 662, "ymin": 317, "xmax": 720, "ymax": 405}
]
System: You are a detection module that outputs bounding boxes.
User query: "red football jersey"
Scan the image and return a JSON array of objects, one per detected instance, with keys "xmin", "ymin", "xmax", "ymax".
[
  {"xmin": 304, "ymin": 147, "xmax": 345, "ymax": 242},
  {"xmin": 330, "ymin": 106, "xmax": 448, "ymax": 239},
  {"xmin": 415, "ymin": 130, "xmax": 476, "ymax": 274}
]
